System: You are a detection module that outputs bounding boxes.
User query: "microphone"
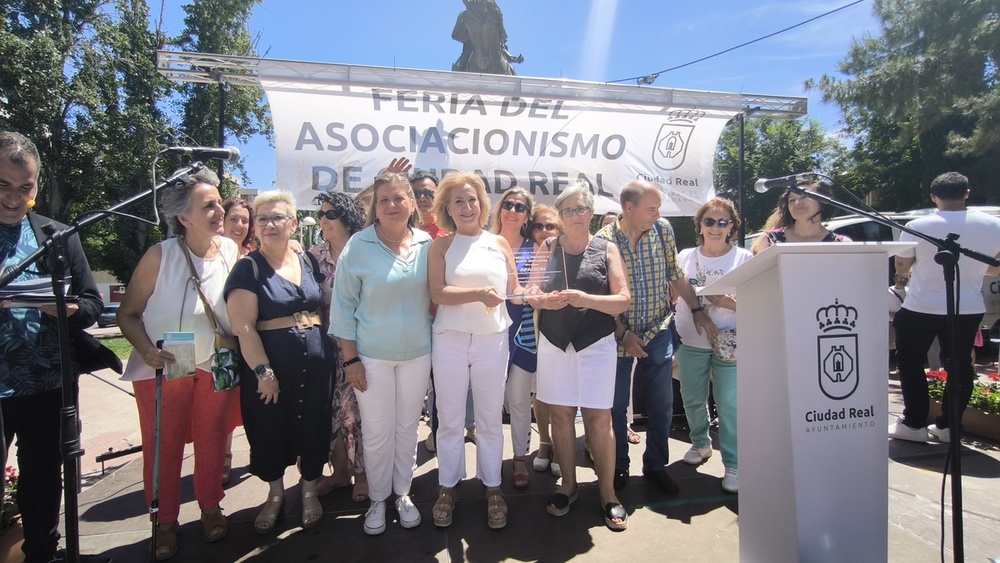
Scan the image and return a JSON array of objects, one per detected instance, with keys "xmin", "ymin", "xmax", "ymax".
[
  {"xmin": 753, "ymin": 173, "xmax": 816, "ymax": 193},
  {"xmin": 165, "ymin": 146, "xmax": 241, "ymax": 163}
]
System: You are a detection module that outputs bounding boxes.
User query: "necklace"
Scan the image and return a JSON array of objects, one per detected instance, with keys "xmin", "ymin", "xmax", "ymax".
[{"xmin": 377, "ymin": 224, "xmax": 408, "ymax": 244}]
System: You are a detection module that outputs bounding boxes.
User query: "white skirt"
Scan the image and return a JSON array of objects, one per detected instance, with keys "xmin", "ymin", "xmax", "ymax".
[{"xmin": 536, "ymin": 332, "xmax": 617, "ymax": 409}]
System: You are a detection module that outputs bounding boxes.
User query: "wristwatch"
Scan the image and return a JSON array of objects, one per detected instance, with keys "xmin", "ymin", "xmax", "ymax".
[
  {"xmin": 254, "ymin": 363, "xmax": 276, "ymax": 382},
  {"xmin": 342, "ymin": 357, "xmax": 362, "ymax": 368}
]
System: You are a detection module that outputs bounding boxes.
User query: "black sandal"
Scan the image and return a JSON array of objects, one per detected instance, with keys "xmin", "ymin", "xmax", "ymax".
[
  {"xmin": 545, "ymin": 487, "xmax": 578, "ymax": 517},
  {"xmin": 604, "ymin": 502, "xmax": 628, "ymax": 531}
]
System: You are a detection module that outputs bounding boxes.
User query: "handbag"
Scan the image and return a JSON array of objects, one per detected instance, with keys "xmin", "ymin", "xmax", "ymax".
[
  {"xmin": 711, "ymin": 329, "xmax": 737, "ymax": 363},
  {"xmin": 179, "ymin": 238, "xmax": 240, "ymax": 392}
]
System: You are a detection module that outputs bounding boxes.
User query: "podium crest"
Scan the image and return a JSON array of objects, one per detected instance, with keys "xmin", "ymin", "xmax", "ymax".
[{"xmin": 816, "ymin": 299, "xmax": 859, "ymax": 400}]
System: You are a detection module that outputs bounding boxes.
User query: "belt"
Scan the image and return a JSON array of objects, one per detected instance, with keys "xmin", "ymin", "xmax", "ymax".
[{"xmin": 256, "ymin": 311, "xmax": 322, "ymax": 331}]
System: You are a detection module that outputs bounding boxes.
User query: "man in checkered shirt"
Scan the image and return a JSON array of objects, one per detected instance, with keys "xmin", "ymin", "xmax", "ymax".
[{"xmin": 596, "ymin": 180, "xmax": 717, "ymax": 493}]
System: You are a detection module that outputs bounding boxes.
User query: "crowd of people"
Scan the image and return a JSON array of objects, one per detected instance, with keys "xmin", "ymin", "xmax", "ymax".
[{"xmin": 6, "ymin": 125, "xmax": 998, "ymax": 561}]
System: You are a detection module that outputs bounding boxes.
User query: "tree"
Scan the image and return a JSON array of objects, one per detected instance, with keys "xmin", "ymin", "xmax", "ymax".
[
  {"xmin": 174, "ymin": 0, "xmax": 271, "ymax": 195},
  {"xmin": 810, "ymin": 0, "xmax": 1000, "ymax": 201},
  {"xmin": 714, "ymin": 117, "xmax": 841, "ymax": 232}
]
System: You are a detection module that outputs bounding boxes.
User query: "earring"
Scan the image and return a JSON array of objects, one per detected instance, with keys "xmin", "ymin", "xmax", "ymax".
[{"xmin": 27, "ymin": 199, "xmax": 36, "ymax": 209}]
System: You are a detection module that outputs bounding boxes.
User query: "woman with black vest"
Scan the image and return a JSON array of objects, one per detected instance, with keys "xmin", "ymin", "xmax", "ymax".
[{"xmin": 527, "ymin": 182, "xmax": 631, "ymax": 531}]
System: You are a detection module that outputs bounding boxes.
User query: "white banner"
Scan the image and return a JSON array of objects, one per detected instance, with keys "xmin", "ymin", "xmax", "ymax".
[{"xmin": 259, "ymin": 62, "xmax": 741, "ymax": 215}]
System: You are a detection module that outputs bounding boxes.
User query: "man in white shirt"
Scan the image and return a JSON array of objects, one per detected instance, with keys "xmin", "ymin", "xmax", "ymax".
[{"xmin": 889, "ymin": 172, "xmax": 1000, "ymax": 443}]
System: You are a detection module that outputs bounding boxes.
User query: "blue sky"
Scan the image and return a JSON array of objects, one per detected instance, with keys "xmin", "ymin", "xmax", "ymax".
[{"xmin": 160, "ymin": 0, "xmax": 879, "ymax": 190}]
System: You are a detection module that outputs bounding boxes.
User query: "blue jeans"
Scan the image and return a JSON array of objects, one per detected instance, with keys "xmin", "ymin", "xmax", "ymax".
[{"xmin": 613, "ymin": 328, "xmax": 674, "ymax": 472}]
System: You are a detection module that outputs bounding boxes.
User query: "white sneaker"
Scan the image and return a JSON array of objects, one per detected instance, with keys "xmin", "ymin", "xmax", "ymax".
[
  {"xmin": 395, "ymin": 495, "xmax": 422, "ymax": 529},
  {"xmin": 364, "ymin": 500, "xmax": 387, "ymax": 535},
  {"xmin": 721, "ymin": 468, "xmax": 738, "ymax": 493},
  {"xmin": 888, "ymin": 417, "xmax": 929, "ymax": 442},
  {"xmin": 928, "ymin": 424, "xmax": 952, "ymax": 443},
  {"xmin": 682, "ymin": 445, "xmax": 713, "ymax": 465}
]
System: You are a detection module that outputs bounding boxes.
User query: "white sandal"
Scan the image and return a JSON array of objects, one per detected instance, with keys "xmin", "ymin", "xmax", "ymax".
[{"xmin": 533, "ymin": 441, "xmax": 553, "ymax": 471}]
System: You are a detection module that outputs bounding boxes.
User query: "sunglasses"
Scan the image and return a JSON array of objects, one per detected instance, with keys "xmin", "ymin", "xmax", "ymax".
[
  {"xmin": 533, "ymin": 223, "xmax": 559, "ymax": 232},
  {"xmin": 255, "ymin": 214, "xmax": 292, "ymax": 228},
  {"xmin": 414, "ymin": 189, "xmax": 435, "ymax": 199},
  {"xmin": 318, "ymin": 209, "xmax": 342, "ymax": 221},
  {"xmin": 501, "ymin": 200, "xmax": 529, "ymax": 213},
  {"xmin": 558, "ymin": 206, "xmax": 591, "ymax": 218},
  {"xmin": 701, "ymin": 217, "xmax": 732, "ymax": 228}
]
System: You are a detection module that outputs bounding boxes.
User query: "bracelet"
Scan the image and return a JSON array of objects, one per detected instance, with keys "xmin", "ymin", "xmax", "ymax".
[
  {"xmin": 616, "ymin": 329, "xmax": 630, "ymax": 343},
  {"xmin": 342, "ymin": 356, "xmax": 362, "ymax": 368},
  {"xmin": 255, "ymin": 369, "xmax": 276, "ymax": 382},
  {"xmin": 690, "ymin": 306, "xmax": 705, "ymax": 314}
]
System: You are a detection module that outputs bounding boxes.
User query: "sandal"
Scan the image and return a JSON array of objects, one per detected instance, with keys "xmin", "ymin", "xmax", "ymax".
[
  {"xmin": 153, "ymin": 521, "xmax": 179, "ymax": 561},
  {"xmin": 201, "ymin": 507, "xmax": 228, "ymax": 542},
  {"xmin": 316, "ymin": 473, "xmax": 352, "ymax": 497},
  {"xmin": 512, "ymin": 457, "xmax": 530, "ymax": 490},
  {"xmin": 486, "ymin": 487, "xmax": 507, "ymax": 529},
  {"xmin": 533, "ymin": 441, "xmax": 552, "ymax": 471},
  {"xmin": 254, "ymin": 494, "xmax": 285, "ymax": 535},
  {"xmin": 433, "ymin": 486, "xmax": 456, "ymax": 527},
  {"xmin": 546, "ymin": 487, "xmax": 578, "ymax": 517},
  {"xmin": 352, "ymin": 473, "xmax": 369, "ymax": 502},
  {"xmin": 603, "ymin": 502, "xmax": 628, "ymax": 531},
  {"xmin": 302, "ymin": 489, "xmax": 323, "ymax": 529},
  {"xmin": 221, "ymin": 453, "xmax": 233, "ymax": 487},
  {"xmin": 627, "ymin": 428, "xmax": 641, "ymax": 445}
]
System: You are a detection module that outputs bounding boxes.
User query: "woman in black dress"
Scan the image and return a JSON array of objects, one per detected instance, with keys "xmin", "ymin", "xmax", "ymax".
[{"xmin": 225, "ymin": 191, "xmax": 333, "ymax": 534}]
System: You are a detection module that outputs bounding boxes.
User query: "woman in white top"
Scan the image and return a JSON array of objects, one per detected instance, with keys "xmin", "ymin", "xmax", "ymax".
[
  {"xmin": 674, "ymin": 198, "xmax": 752, "ymax": 494},
  {"xmin": 428, "ymin": 173, "xmax": 526, "ymax": 530},
  {"xmin": 118, "ymin": 168, "xmax": 239, "ymax": 560}
]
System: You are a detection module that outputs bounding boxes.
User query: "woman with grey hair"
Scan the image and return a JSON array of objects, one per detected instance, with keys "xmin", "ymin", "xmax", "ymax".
[
  {"xmin": 119, "ymin": 166, "xmax": 240, "ymax": 559},
  {"xmin": 225, "ymin": 191, "xmax": 333, "ymax": 534},
  {"xmin": 527, "ymin": 182, "xmax": 631, "ymax": 531}
]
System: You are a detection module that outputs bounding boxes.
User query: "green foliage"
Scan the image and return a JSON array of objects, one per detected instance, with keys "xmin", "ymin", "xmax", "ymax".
[
  {"xmin": 0, "ymin": 1, "xmax": 274, "ymax": 285},
  {"xmin": 928, "ymin": 375, "xmax": 1000, "ymax": 416},
  {"xmin": 713, "ymin": 117, "xmax": 842, "ymax": 232},
  {"xmin": 173, "ymin": 0, "xmax": 271, "ymax": 191},
  {"xmin": 810, "ymin": 0, "xmax": 1000, "ymax": 203},
  {"xmin": 101, "ymin": 337, "xmax": 134, "ymax": 360}
]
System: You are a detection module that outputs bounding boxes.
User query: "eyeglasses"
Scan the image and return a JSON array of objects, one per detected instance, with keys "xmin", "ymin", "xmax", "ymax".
[
  {"xmin": 558, "ymin": 206, "xmax": 591, "ymax": 218},
  {"xmin": 501, "ymin": 200, "xmax": 528, "ymax": 213},
  {"xmin": 255, "ymin": 214, "xmax": 291, "ymax": 228},
  {"xmin": 414, "ymin": 189, "xmax": 435, "ymax": 200},
  {"xmin": 701, "ymin": 217, "xmax": 732, "ymax": 228},
  {"xmin": 533, "ymin": 223, "xmax": 559, "ymax": 232},
  {"xmin": 318, "ymin": 209, "xmax": 342, "ymax": 221}
]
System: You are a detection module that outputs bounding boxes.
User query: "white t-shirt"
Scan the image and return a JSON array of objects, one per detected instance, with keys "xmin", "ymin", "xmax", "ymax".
[
  {"xmin": 898, "ymin": 210, "xmax": 1000, "ymax": 315},
  {"xmin": 675, "ymin": 245, "xmax": 753, "ymax": 349}
]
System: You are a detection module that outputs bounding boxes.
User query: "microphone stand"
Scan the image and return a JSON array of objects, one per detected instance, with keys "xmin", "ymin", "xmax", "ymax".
[
  {"xmin": 0, "ymin": 162, "xmax": 205, "ymax": 563},
  {"xmin": 788, "ymin": 175, "xmax": 998, "ymax": 562}
]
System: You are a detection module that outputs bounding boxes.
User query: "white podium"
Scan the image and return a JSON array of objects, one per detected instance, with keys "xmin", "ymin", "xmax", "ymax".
[{"xmin": 700, "ymin": 242, "xmax": 914, "ymax": 563}]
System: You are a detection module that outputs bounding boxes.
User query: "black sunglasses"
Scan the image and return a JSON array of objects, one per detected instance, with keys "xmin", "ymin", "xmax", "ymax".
[
  {"xmin": 532, "ymin": 223, "xmax": 559, "ymax": 232},
  {"xmin": 318, "ymin": 209, "xmax": 342, "ymax": 221},
  {"xmin": 501, "ymin": 201, "xmax": 528, "ymax": 213},
  {"xmin": 701, "ymin": 217, "xmax": 732, "ymax": 228},
  {"xmin": 414, "ymin": 189, "xmax": 435, "ymax": 199}
]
